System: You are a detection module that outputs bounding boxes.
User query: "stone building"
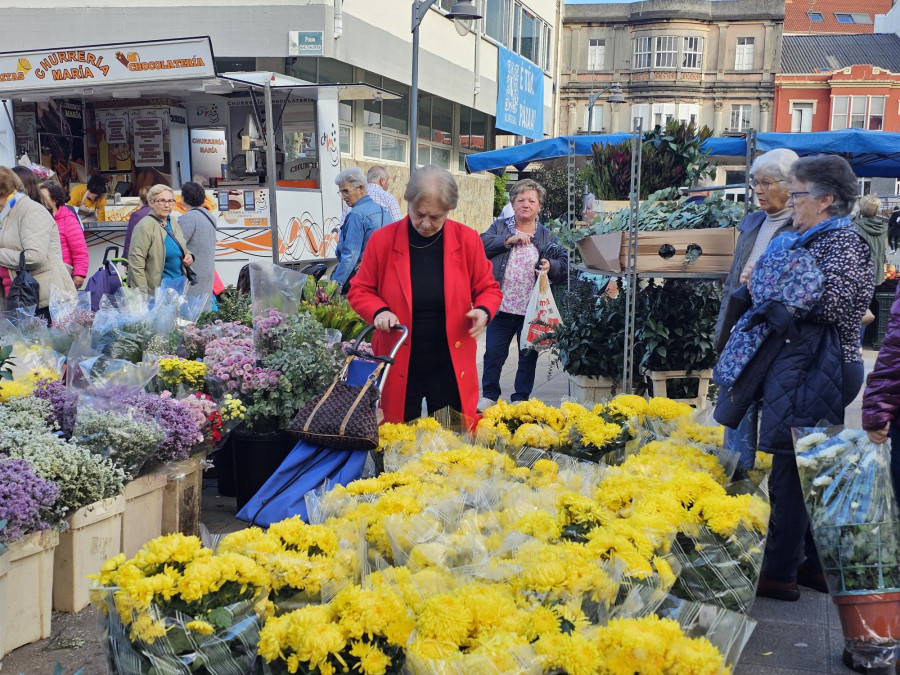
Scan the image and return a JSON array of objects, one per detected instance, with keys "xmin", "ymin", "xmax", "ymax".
[{"xmin": 558, "ymin": 0, "xmax": 784, "ymax": 136}]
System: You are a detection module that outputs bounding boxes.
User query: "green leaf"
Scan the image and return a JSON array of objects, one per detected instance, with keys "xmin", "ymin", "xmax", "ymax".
[{"xmin": 207, "ymin": 606, "xmax": 233, "ymax": 629}]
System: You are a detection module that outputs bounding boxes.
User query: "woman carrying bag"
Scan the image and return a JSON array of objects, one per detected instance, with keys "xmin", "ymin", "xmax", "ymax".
[{"xmin": 128, "ymin": 184, "xmax": 194, "ymax": 294}]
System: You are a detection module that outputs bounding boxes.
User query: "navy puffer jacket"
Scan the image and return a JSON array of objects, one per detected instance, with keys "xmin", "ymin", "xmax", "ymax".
[{"xmin": 863, "ymin": 285, "xmax": 900, "ymax": 432}]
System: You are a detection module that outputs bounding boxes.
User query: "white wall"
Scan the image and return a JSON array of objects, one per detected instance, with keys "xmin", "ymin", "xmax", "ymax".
[{"xmin": 0, "ymin": 101, "xmax": 14, "ymax": 167}]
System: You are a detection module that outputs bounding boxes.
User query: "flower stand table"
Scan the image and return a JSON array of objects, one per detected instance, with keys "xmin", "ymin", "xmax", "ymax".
[
  {"xmin": 1, "ymin": 530, "xmax": 59, "ymax": 655},
  {"xmin": 53, "ymin": 495, "xmax": 125, "ymax": 612},
  {"xmin": 122, "ymin": 472, "xmax": 168, "ymax": 558}
]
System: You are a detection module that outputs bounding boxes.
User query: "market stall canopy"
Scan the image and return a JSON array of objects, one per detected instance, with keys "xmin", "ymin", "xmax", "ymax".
[
  {"xmin": 755, "ymin": 129, "xmax": 900, "ymax": 178},
  {"xmin": 465, "ymin": 128, "xmax": 900, "ymax": 179},
  {"xmin": 217, "ymin": 72, "xmax": 399, "ymax": 101},
  {"xmin": 464, "ymin": 134, "xmax": 747, "ymax": 174}
]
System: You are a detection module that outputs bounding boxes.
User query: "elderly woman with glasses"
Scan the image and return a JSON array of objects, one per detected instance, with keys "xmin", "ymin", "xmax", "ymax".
[
  {"xmin": 332, "ymin": 167, "xmax": 389, "ymax": 294},
  {"xmin": 715, "ymin": 149, "xmax": 799, "ymax": 476},
  {"xmin": 716, "ymin": 155, "xmax": 874, "ymax": 603},
  {"xmin": 128, "ymin": 184, "xmax": 193, "ymax": 294}
]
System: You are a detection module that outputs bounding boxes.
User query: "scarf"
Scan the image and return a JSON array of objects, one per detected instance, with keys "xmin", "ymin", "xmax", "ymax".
[
  {"xmin": 0, "ymin": 191, "xmax": 24, "ymax": 223},
  {"xmin": 766, "ymin": 215, "xmax": 852, "ymax": 253}
]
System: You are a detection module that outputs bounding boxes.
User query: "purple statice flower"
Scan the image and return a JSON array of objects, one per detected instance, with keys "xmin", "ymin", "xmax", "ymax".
[
  {"xmin": 123, "ymin": 392, "xmax": 204, "ymax": 463},
  {"xmin": 32, "ymin": 378, "xmax": 77, "ymax": 436},
  {"xmin": 0, "ymin": 457, "xmax": 60, "ymax": 542}
]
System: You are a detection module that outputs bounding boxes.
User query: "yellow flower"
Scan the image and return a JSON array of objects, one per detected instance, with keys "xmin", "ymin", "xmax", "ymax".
[
  {"xmin": 185, "ymin": 620, "xmax": 215, "ymax": 635},
  {"xmin": 646, "ymin": 396, "xmax": 693, "ymax": 422},
  {"xmin": 348, "ymin": 640, "xmax": 392, "ymax": 675}
]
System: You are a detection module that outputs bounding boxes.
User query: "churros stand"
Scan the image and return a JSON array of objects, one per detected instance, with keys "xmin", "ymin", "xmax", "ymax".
[{"xmin": 0, "ymin": 36, "xmax": 397, "ymax": 285}]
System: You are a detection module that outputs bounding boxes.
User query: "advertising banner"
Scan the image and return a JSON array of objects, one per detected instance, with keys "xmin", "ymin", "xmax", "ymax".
[
  {"xmin": 0, "ymin": 37, "xmax": 215, "ymax": 94},
  {"xmin": 495, "ymin": 45, "xmax": 543, "ymax": 140},
  {"xmin": 189, "ymin": 128, "xmax": 228, "ymax": 183}
]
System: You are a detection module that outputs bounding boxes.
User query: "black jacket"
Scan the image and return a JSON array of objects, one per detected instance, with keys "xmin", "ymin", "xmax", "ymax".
[{"xmin": 481, "ymin": 217, "xmax": 568, "ymax": 287}]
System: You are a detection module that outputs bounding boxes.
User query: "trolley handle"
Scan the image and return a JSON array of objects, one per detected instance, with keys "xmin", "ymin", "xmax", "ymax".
[{"xmin": 346, "ymin": 324, "xmax": 409, "ymax": 364}]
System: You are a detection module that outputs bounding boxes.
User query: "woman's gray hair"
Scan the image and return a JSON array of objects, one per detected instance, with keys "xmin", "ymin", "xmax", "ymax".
[
  {"xmin": 508, "ymin": 178, "xmax": 546, "ymax": 206},
  {"xmin": 404, "ymin": 165, "xmax": 458, "ymax": 211},
  {"xmin": 334, "ymin": 167, "xmax": 366, "ymax": 189},
  {"xmin": 147, "ymin": 184, "xmax": 174, "ymax": 203},
  {"xmin": 751, "ymin": 148, "xmax": 799, "ymax": 181},
  {"xmin": 789, "ymin": 155, "xmax": 859, "ymax": 218},
  {"xmin": 859, "ymin": 194, "xmax": 881, "ymax": 218}
]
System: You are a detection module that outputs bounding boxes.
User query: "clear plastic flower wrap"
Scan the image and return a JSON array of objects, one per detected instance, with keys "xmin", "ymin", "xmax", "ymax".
[
  {"xmin": 249, "ymin": 262, "xmax": 306, "ymax": 353},
  {"xmin": 668, "ymin": 477, "xmax": 770, "ymax": 614},
  {"xmin": 794, "ymin": 426, "xmax": 900, "ymax": 672}
]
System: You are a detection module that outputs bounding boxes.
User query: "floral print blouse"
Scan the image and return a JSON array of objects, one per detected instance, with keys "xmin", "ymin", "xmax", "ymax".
[{"xmin": 499, "ymin": 239, "xmax": 539, "ymax": 316}]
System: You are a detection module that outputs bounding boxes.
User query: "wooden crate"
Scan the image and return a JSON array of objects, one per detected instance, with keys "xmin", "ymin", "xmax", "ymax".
[
  {"xmin": 122, "ymin": 472, "xmax": 168, "ymax": 558},
  {"xmin": 54, "ymin": 495, "xmax": 125, "ymax": 613},
  {"xmin": 161, "ymin": 457, "xmax": 203, "ymax": 538},
  {"xmin": 2, "ymin": 530, "xmax": 59, "ymax": 655},
  {"xmin": 577, "ymin": 229, "xmax": 737, "ymax": 275}
]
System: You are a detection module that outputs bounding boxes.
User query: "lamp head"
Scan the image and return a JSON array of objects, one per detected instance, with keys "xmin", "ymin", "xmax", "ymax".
[
  {"xmin": 606, "ymin": 85, "xmax": 626, "ymax": 105},
  {"xmin": 447, "ymin": 0, "xmax": 482, "ymax": 20}
]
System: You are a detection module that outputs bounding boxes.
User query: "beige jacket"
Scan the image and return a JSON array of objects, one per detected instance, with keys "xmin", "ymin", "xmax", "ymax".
[
  {"xmin": 0, "ymin": 194, "xmax": 76, "ymax": 308},
  {"xmin": 128, "ymin": 214, "xmax": 191, "ymax": 293}
]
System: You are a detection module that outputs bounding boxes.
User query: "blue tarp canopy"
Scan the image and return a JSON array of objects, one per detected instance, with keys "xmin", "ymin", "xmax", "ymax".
[
  {"xmin": 465, "ymin": 128, "xmax": 900, "ymax": 178},
  {"xmin": 465, "ymin": 134, "xmax": 747, "ymax": 174}
]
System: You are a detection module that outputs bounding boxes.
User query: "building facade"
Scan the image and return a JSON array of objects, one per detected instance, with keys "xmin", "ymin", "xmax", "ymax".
[
  {"xmin": 558, "ymin": 0, "xmax": 784, "ymax": 138},
  {"xmin": 784, "ymin": 0, "xmax": 894, "ymax": 35},
  {"xmin": 0, "ymin": 0, "xmax": 561, "ymax": 225}
]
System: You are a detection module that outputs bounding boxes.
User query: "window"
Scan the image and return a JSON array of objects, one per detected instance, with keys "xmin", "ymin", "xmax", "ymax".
[
  {"xmin": 859, "ymin": 178, "xmax": 872, "ymax": 196},
  {"xmin": 633, "ymin": 37, "xmax": 651, "ymax": 70},
  {"xmin": 682, "ymin": 37, "xmax": 703, "ymax": 70},
  {"xmin": 833, "ymin": 12, "xmax": 873, "ymax": 24},
  {"xmin": 832, "ymin": 96, "xmax": 885, "ymax": 130},
  {"xmin": 484, "ymin": 0, "xmax": 551, "ymax": 70},
  {"xmin": 363, "ymin": 132, "xmax": 407, "ymax": 163},
  {"xmin": 584, "ymin": 104, "xmax": 603, "ymax": 132},
  {"xmin": 790, "ymin": 102, "xmax": 814, "ymax": 133},
  {"xmin": 730, "ymin": 104, "xmax": 751, "ymax": 131},
  {"xmin": 677, "ymin": 103, "xmax": 700, "ymax": 126},
  {"xmin": 362, "ymin": 73, "xmax": 409, "ymax": 163},
  {"xmin": 519, "ymin": 7, "xmax": 539, "ymax": 64},
  {"xmin": 630, "ymin": 104, "xmax": 650, "ymax": 130},
  {"xmin": 894, "ymin": 179, "xmax": 900, "ymax": 196},
  {"xmin": 485, "ymin": 0, "xmax": 509, "ymax": 43},
  {"xmin": 652, "ymin": 103, "xmax": 675, "ymax": 127},
  {"xmin": 655, "ymin": 36, "xmax": 678, "ymax": 69},
  {"xmin": 735, "ymin": 37, "xmax": 754, "ymax": 71},
  {"xmin": 808, "ymin": 11, "xmax": 824, "ymax": 21},
  {"xmin": 588, "ymin": 39, "xmax": 605, "ymax": 71}
]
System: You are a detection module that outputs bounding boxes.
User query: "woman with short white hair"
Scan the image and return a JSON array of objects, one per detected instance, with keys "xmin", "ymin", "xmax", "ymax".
[{"xmin": 128, "ymin": 184, "xmax": 193, "ymax": 293}]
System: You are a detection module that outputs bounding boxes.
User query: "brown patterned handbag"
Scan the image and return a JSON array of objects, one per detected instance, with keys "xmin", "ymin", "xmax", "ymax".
[{"xmin": 286, "ymin": 358, "xmax": 384, "ymax": 451}]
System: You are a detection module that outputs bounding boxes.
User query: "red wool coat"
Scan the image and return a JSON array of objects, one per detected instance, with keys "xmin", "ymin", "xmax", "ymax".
[{"xmin": 348, "ymin": 217, "xmax": 502, "ymax": 424}]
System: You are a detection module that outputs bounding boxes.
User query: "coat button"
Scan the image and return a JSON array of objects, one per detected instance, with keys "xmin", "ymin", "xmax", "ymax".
[
  {"xmin": 454, "ymin": 341, "xmax": 461, "ymax": 349},
  {"xmin": 460, "ymin": 371, "xmax": 465, "ymax": 377}
]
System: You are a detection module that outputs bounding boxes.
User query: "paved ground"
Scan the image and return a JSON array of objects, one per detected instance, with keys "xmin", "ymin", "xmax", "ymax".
[{"xmin": 0, "ymin": 340, "xmax": 882, "ymax": 674}]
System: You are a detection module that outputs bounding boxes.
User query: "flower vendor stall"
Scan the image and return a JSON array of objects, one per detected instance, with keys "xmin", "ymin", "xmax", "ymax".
[{"xmin": 84, "ymin": 395, "xmax": 770, "ymax": 674}]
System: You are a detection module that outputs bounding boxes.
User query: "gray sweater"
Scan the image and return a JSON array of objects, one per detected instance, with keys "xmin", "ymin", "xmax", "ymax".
[{"xmin": 177, "ymin": 208, "xmax": 217, "ymax": 308}]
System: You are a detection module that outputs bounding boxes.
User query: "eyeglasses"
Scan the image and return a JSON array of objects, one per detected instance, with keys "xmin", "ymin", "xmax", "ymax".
[
  {"xmin": 156, "ymin": 199, "xmax": 176, "ymax": 204},
  {"xmin": 338, "ymin": 188, "xmax": 355, "ymax": 196},
  {"xmin": 788, "ymin": 191, "xmax": 810, "ymax": 201},
  {"xmin": 749, "ymin": 178, "xmax": 784, "ymax": 191}
]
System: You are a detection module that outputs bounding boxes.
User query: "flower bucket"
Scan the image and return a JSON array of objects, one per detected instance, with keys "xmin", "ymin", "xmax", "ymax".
[
  {"xmin": 568, "ymin": 373, "xmax": 616, "ymax": 405},
  {"xmin": 648, "ymin": 369, "xmax": 714, "ymax": 409},
  {"xmin": 161, "ymin": 457, "xmax": 204, "ymax": 538},
  {"xmin": 122, "ymin": 473, "xmax": 168, "ymax": 558},
  {"xmin": 212, "ymin": 436, "xmax": 236, "ymax": 497},
  {"xmin": 834, "ymin": 592, "xmax": 900, "ymax": 642},
  {"xmin": 2, "ymin": 530, "xmax": 59, "ymax": 655},
  {"xmin": 54, "ymin": 495, "xmax": 125, "ymax": 612},
  {"xmin": 232, "ymin": 428, "xmax": 297, "ymax": 511},
  {"xmin": 0, "ymin": 547, "xmax": 8, "ymax": 658}
]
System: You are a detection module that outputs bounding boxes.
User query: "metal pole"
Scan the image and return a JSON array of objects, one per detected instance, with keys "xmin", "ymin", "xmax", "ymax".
[
  {"xmin": 264, "ymin": 78, "xmax": 280, "ymax": 265},
  {"xmin": 409, "ymin": 0, "xmax": 438, "ymax": 174},
  {"xmin": 622, "ymin": 118, "xmax": 642, "ymax": 393},
  {"xmin": 744, "ymin": 128, "xmax": 757, "ymax": 217}
]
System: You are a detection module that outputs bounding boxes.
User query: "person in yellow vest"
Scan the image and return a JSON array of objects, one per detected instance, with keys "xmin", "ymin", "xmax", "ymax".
[{"xmin": 67, "ymin": 174, "xmax": 107, "ymax": 223}]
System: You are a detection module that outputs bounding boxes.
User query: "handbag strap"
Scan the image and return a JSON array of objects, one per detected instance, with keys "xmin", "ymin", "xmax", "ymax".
[{"xmin": 302, "ymin": 360, "xmax": 385, "ymax": 433}]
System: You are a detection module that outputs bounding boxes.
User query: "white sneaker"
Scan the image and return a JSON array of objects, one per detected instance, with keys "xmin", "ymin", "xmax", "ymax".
[{"xmin": 477, "ymin": 397, "xmax": 497, "ymax": 412}]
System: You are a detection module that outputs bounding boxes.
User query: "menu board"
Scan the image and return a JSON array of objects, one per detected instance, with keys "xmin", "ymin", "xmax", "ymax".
[{"xmin": 133, "ymin": 116, "xmax": 164, "ymax": 167}]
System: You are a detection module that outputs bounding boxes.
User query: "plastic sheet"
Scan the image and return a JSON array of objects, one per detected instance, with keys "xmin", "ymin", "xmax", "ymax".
[{"xmin": 249, "ymin": 262, "xmax": 306, "ymax": 325}]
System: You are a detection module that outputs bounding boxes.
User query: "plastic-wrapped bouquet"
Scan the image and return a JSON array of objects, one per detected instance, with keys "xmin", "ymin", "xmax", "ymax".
[{"xmin": 794, "ymin": 427, "xmax": 900, "ymax": 672}]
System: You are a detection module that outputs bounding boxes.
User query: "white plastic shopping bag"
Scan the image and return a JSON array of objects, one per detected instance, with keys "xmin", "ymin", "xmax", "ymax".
[{"xmin": 520, "ymin": 270, "xmax": 563, "ymax": 351}]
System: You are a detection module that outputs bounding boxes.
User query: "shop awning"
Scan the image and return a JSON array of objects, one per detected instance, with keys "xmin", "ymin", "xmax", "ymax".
[
  {"xmin": 217, "ymin": 72, "xmax": 399, "ymax": 101},
  {"xmin": 465, "ymin": 129, "xmax": 900, "ymax": 178}
]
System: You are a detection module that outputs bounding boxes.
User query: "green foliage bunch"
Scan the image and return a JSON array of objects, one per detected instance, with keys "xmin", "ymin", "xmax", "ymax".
[{"xmin": 586, "ymin": 121, "xmax": 716, "ymax": 201}]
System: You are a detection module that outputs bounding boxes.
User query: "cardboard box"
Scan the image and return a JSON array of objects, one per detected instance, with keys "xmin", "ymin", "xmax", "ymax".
[
  {"xmin": 122, "ymin": 472, "xmax": 168, "ymax": 558},
  {"xmin": 577, "ymin": 228, "xmax": 737, "ymax": 275},
  {"xmin": 2, "ymin": 530, "xmax": 59, "ymax": 654}
]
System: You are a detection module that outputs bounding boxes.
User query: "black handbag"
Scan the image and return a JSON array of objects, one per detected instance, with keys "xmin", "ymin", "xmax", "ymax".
[
  {"xmin": 715, "ymin": 284, "xmax": 752, "ymax": 353},
  {"xmin": 6, "ymin": 252, "xmax": 40, "ymax": 311},
  {"xmin": 287, "ymin": 357, "xmax": 385, "ymax": 451}
]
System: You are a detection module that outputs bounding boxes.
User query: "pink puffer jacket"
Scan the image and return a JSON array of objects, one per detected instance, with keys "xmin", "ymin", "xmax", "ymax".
[{"xmin": 55, "ymin": 205, "xmax": 89, "ymax": 278}]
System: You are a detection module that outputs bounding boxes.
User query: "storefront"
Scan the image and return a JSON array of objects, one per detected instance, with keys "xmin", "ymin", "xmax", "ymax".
[{"xmin": 0, "ymin": 37, "xmax": 394, "ymax": 285}]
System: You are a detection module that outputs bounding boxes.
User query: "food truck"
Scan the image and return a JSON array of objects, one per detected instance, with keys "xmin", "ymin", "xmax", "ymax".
[{"xmin": 0, "ymin": 36, "xmax": 396, "ymax": 285}]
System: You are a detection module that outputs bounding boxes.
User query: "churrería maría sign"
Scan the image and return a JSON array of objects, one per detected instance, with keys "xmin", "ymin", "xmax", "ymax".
[{"xmin": 0, "ymin": 37, "xmax": 215, "ymax": 94}]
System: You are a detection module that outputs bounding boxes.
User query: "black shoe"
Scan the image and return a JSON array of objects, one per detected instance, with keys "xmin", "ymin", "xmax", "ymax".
[
  {"xmin": 797, "ymin": 563, "xmax": 829, "ymax": 593},
  {"xmin": 756, "ymin": 572, "xmax": 800, "ymax": 602}
]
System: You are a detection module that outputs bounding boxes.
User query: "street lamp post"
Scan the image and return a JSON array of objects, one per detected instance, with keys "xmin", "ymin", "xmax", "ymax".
[
  {"xmin": 583, "ymin": 84, "xmax": 626, "ymax": 216},
  {"xmin": 410, "ymin": 0, "xmax": 481, "ymax": 174}
]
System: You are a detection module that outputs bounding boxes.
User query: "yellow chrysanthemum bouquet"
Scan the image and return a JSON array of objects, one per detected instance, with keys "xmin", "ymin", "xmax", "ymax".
[{"xmin": 90, "ymin": 533, "xmax": 270, "ymax": 674}]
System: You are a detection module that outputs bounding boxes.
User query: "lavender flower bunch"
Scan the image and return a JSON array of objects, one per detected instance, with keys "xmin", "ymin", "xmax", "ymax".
[
  {"xmin": 32, "ymin": 377, "xmax": 77, "ymax": 435},
  {"xmin": 182, "ymin": 321, "xmax": 251, "ymax": 360},
  {"xmin": 123, "ymin": 392, "xmax": 204, "ymax": 463},
  {"xmin": 0, "ymin": 457, "xmax": 60, "ymax": 543}
]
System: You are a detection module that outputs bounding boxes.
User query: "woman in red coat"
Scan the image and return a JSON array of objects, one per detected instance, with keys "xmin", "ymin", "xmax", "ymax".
[{"xmin": 348, "ymin": 165, "xmax": 502, "ymax": 424}]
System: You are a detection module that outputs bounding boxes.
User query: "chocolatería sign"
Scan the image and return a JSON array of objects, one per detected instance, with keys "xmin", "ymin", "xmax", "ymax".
[{"xmin": 0, "ymin": 37, "xmax": 215, "ymax": 94}]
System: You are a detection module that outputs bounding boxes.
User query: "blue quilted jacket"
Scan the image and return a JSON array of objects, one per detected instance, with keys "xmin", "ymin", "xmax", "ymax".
[{"xmin": 714, "ymin": 319, "xmax": 844, "ymax": 454}]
